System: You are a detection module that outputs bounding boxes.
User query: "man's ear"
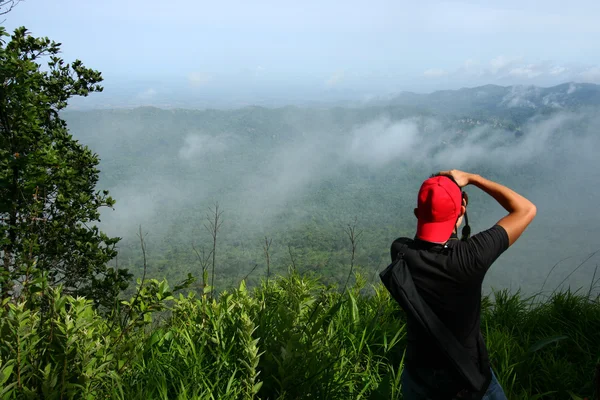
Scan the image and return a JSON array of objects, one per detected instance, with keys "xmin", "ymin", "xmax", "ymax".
[
  {"xmin": 414, "ymin": 208, "xmax": 418, "ymax": 218},
  {"xmin": 459, "ymin": 205, "xmax": 466, "ymax": 217}
]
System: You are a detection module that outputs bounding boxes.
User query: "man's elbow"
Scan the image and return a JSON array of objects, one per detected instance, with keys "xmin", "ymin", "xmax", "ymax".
[{"xmin": 526, "ymin": 203, "xmax": 537, "ymax": 222}]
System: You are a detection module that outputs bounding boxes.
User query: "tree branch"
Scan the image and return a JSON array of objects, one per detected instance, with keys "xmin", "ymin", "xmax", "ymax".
[{"xmin": 0, "ymin": 0, "xmax": 22, "ymax": 17}]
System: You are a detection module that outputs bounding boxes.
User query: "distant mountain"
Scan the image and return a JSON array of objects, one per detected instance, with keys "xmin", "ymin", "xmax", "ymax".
[
  {"xmin": 66, "ymin": 81, "xmax": 600, "ymax": 113},
  {"xmin": 364, "ymin": 82, "xmax": 600, "ymax": 120}
]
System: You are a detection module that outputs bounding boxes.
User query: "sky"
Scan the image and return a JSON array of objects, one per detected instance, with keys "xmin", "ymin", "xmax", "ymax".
[{"xmin": 4, "ymin": 0, "xmax": 600, "ymax": 107}]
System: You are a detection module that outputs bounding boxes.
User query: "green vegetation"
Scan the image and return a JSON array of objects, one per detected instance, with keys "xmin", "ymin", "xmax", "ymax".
[
  {"xmin": 0, "ymin": 26, "xmax": 130, "ymax": 307},
  {"xmin": 1, "ymin": 269, "xmax": 599, "ymax": 399}
]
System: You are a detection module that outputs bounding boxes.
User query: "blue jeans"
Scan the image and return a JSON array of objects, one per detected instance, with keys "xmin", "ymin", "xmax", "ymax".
[{"xmin": 401, "ymin": 366, "xmax": 507, "ymax": 400}]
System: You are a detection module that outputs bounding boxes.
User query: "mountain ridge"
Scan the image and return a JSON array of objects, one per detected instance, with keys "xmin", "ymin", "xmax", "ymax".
[
  {"xmin": 367, "ymin": 82, "xmax": 600, "ymax": 110},
  {"xmin": 65, "ymin": 82, "xmax": 600, "ymax": 115}
]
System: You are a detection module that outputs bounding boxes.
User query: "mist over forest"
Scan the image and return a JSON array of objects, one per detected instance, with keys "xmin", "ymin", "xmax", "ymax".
[
  {"xmin": 4, "ymin": 0, "xmax": 600, "ymax": 396},
  {"xmin": 62, "ymin": 82, "xmax": 600, "ymax": 295}
]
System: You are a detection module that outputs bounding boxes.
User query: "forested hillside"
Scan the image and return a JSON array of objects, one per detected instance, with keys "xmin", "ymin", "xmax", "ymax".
[{"xmin": 62, "ymin": 96, "xmax": 600, "ymax": 296}]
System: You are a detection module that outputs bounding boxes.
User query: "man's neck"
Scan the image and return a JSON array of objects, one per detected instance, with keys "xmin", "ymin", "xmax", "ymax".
[{"xmin": 415, "ymin": 231, "xmax": 458, "ymax": 245}]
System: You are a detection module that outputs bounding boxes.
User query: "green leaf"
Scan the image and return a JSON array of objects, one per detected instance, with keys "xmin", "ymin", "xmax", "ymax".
[
  {"xmin": 527, "ymin": 335, "xmax": 569, "ymax": 353},
  {"xmin": 253, "ymin": 381, "xmax": 263, "ymax": 394},
  {"xmin": 0, "ymin": 364, "xmax": 14, "ymax": 386},
  {"xmin": 349, "ymin": 291, "xmax": 359, "ymax": 324},
  {"xmin": 567, "ymin": 391, "xmax": 585, "ymax": 400}
]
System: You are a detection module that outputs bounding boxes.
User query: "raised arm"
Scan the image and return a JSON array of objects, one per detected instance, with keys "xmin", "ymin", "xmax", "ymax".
[{"xmin": 438, "ymin": 170, "xmax": 537, "ymax": 246}]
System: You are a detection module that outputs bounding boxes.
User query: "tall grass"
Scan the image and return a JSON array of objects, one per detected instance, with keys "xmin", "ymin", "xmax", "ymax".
[{"xmin": 1, "ymin": 268, "xmax": 599, "ymax": 399}]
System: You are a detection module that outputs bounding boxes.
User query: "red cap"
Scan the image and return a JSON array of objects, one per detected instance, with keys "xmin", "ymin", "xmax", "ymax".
[{"xmin": 416, "ymin": 175, "xmax": 462, "ymax": 243}]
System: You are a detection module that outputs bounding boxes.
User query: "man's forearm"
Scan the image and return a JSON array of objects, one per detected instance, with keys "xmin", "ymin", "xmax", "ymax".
[
  {"xmin": 468, "ymin": 173, "xmax": 536, "ymax": 215},
  {"xmin": 437, "ymin": 169, "xmax": 536, "ymax": 245}
]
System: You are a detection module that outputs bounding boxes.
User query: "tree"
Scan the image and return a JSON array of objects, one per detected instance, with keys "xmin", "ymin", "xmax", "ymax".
[
  {"xmin": 0, "ymin": 26, "xmax": 131, "ymax": 308},
  {"xmin": 0, "ymin": 0, "xmax": 22, "ymax": 16}
]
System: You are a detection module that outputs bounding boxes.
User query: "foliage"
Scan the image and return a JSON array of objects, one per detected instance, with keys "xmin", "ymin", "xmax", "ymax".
[
  {"xmin": 1, "ymin": 267, "xmax": 598, "ymax": 399},
  {"xmin": 0, "ymin": 268, "xmax": 183, "ymax": 399},
  {"xmin": 0, "ymin": 26, "xmax": 130, "ymax": 306}
]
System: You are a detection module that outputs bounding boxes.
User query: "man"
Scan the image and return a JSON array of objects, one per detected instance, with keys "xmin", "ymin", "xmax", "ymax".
[{"xmin": 390, "ymin": 169, "xmax": 536, "ymax": 399}]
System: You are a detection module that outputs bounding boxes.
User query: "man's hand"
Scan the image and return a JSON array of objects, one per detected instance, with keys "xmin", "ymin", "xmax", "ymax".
[
  {"xmin": 438, "ymin": 170, "xmax": 536, "ymax": 246},
  {"xmin": 437, "ymin": 169, "xmax": 475, "ymax": 188}
]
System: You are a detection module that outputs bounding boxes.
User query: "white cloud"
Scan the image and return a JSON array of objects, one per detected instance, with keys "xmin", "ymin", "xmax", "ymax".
[
  {"xmin": 441, "ymin": 56, "xmax": 600, "ymax": 86},
  {"xmin": 188, "ymin": 72, "xmax": 212, "ymax": 87},
  {"xmin": 326, "ymin": 71, "xmax": 345, "ymax": 88},
  {"xmin": 549, "ymin": 66, "xmax": 568, "ymax": 76},
  {"xmin": 461, "ymin": 59, "xmax": 485, "ymax": 77},
  {"xmin": 341, "ymin": 112, "xmax": 584, "ymax": 171},
  {"xmin": 578, "ymin": 67, "xmax": 600, "ymax": 83},
  {"xmin": 423, "ymin": 68, "xmax": 448, "ymax": 78},
  {"xmin": 567, "ymin": 83, "xmax": 578, "ymax": 94},
  {"xmin": 501, "ymin": 85, "xmax": 540, "ymax": 108},
  {"xmin": 509, "ymin": 65, "xmax": 543, "ymax": 79},
  {"xmin": 464, "ymin": 59, "xmax": 476, "ymax": 68},
  {"xmin": 237, "ymin": 132, "xmax": 336, "ymax": 225},
  {"xmin": 489, "ymin": 55, "xmax": 516, "ymax": 74},
  {"xmin": 179, "ymin": 134, "xmax": 232, "ymax": 160},
  {"xmin": 136, "ymin": 88, "xmax": 157, "ymax": 100},
  {"xmin": 347, "ymin": 118, "xmax": 423, "ymax": 166},
  {"xmin": 254, "ymin": 66, "xmax": 265, "ymax": 76}
]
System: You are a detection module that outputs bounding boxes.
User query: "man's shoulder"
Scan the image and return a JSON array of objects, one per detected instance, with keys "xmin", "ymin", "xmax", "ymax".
[
  {"xmin": 390, "ymin": 237, "xmax": 416, "ymax": 261},
  {"xmin": 453, "ymin": 225, "xmax": 509, "ymax": 252},
  {"xmin": 391, "ymin": 236, "xmax": 421, "ymax": 253},
  {"xmin": 391, "ymin": 237, "xmax": 414, "ymax": 246},
  {"xmin": 445, "ymin": 225, "xmax": 510, "ymax": 281}
]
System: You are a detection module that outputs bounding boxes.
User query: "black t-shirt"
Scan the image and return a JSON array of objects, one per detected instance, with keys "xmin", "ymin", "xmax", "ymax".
[{"xmin": 390, "ymin": 225, "xmax": 509, "ymax": 376}]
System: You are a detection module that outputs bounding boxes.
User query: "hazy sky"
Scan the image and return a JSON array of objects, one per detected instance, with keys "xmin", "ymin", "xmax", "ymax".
[{"xmin": 4, "ymin": 0, "xmax": 600, "ymax": 106}]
